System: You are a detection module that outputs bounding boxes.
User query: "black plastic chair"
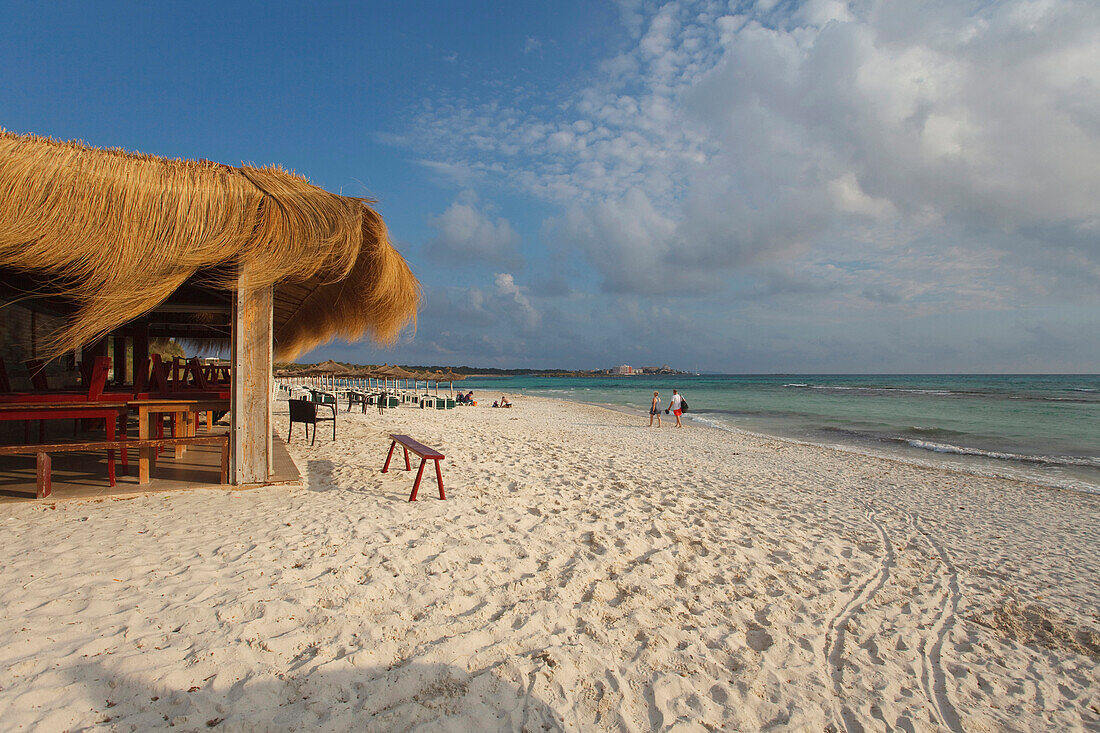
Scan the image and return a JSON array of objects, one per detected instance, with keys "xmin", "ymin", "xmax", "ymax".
[
  {"xmin": 288, "ymin": 398, "xmax": 336, "ymax": 445},
  {"xmin": 347, "ymin": 390, "xmax": 369, "ymax": 413}
]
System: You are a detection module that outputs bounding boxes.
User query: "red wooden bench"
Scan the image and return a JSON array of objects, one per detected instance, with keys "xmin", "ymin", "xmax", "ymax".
[
  {"xmin": 381, "ymin": 434, "xmax": 446, "ymax": 501},
  {"xmin": 0, "ymin": 434, "xmax": 229, "ymax": 498}
]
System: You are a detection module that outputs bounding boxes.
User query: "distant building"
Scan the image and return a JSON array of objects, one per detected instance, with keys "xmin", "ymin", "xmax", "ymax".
[
  {"xmin": 639, "ymin": 364, "xmax": 676, "ymax": 375},
  {"xmin": 612, "ymin": 364, "xmax": 634, "ymax": 375}
]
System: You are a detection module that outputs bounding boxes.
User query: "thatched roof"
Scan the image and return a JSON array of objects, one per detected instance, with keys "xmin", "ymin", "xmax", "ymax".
[
  {"xmin": 302, "ymin": 359, "xmax": 352, "ymax": 376},
  {"xmin": 346, "ymin": 363, "xmax": 386, "ymax": 378},
  {"xmin": 0, "ymin": 130, "xmax": 420, "ymax": 359}
]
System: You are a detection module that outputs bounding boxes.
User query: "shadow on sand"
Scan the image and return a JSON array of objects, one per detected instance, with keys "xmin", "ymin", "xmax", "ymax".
[
  {"xmin": 304, "ymin": 459, "xmax": 445, "ymax": 504},
  {"xmin": 62, "ymin": 659, "xmax": 562, "ymax": 731}
]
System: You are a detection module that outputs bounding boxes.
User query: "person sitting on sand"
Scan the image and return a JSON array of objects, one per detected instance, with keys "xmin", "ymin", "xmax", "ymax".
[
  {"xmin": 649, "ymin": 391, "xmax": 662, "ymax": 427},
  {"xmin": 500, "ymin": 394, "xmax": 512, "ymax": 408}
]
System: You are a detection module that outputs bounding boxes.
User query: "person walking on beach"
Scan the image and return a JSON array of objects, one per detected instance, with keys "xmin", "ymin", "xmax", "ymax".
[
  {"xmin": 667, "ymin": 388, "xmax": 685, "ymax": 428},
  {"xmin": 649, "ymin": 391, "xmax": 662, "ymax": 427}
]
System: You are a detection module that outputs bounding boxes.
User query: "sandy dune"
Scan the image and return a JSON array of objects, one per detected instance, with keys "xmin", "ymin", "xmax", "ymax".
[{"xmin": 1, "ymin": 396, "xmax": 1097, "ymax": 731}]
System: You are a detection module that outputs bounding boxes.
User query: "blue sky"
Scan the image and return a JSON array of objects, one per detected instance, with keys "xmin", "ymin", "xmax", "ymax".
[{"xmin": 2, "ymin": 0, "xmax": 1098, "ymax": 372}]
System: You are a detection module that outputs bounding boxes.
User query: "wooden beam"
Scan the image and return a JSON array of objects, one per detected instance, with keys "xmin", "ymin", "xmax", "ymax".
[
  {"xmin": 132, "ymin": 328, "xmax": 149, "ymax": 394},
  {"xmin": 150, "ymin": 303, "xmax": 232, "ymax": 314},
  {"xmin": 230, "ymin": 265, "xmax": 273, "ymax": 485},
  {"xmin": 113, "ymin": 334, "xmax": 127, "ymax": 386}
]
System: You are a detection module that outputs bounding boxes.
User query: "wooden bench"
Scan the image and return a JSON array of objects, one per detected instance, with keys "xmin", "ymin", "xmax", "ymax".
[
  {"xmin": 0, "ymin": 434, "xmax": 229, "ymax": 499},
  {"xmin": 381, "ymin": 434, "xmax": 446, "ymax": 501}
]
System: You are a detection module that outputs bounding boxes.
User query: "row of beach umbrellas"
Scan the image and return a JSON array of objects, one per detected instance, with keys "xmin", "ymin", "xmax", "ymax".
[{"xmin": 275, "ymin": 361, "xmax": 466, "ymax": 394}]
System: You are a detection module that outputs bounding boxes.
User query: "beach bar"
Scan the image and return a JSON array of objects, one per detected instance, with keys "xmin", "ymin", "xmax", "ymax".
[{"xmin": 0, "ymin": 130, "xmax": 418, "ymax": 496}]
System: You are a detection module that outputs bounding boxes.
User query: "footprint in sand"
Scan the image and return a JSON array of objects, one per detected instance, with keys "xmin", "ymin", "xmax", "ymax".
[{"xmin": 746, "ymin": 627, "xmax": 774, "ymax": 652}]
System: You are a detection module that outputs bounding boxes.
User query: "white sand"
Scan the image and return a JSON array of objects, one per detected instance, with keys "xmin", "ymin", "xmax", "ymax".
[{"xmin": 1, "ymin": 396, "xmax": 1098, "ymax": 731}]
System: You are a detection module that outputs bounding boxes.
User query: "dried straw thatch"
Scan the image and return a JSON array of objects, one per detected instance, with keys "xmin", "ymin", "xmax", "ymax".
[
  {"xmin": 302, "ymin": 359, "xmax": 352, "ymax": 376},
  {"xmin": 0, "ymin": 130, "xmax": 419, "ymax": 359}
]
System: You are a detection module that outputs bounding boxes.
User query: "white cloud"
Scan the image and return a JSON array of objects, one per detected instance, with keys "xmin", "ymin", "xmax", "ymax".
[
  {"xmin": 549, "ymin": 187, "xmax": 728, "ymax": 294},
  {"xmin": 425, "ymin": 196, "xmax": 522, "ymax": 267},
  {"xmin": 797, "ymin": 0, "xmax": 854, "ymax": 26},
  {"xmin": 390, "ymin": 0, "xmax": 1100, "ymax": 370},
  {"xmin": 494, "ymin": 272, "xmax": 539, "ymax": 328},
  {"xmin": 416, "ymin": 159, "xmax": 486, "ymax": 188},
  {"xmin": 827, "ymin": 172, "xmax": 897, "ymax": 219},
  {"xmin": 402, "ymin": 0, "xmax": 1099, "ymax": 281}
]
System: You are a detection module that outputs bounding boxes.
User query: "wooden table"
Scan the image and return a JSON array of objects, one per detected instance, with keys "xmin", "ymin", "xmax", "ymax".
[
  {"xmin": 0, "ymin": 401, "xmax": 129, "ymax": 484},
  {"xmin": 128, "ymin": 399, "xmax": 230, "ymax": 484}
]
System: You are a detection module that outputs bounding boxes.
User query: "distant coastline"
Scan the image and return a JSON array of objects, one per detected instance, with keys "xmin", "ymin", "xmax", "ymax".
[
  {"xmin": 275, "ymin": 362, "xmax": 693, "ymax": 378},
  {"xmin": 464, "ymin": 369, "xmax": 692, "ymax": 378}
]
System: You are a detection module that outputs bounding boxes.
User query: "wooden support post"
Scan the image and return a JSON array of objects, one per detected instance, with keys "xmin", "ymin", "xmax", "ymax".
[
  {"xmin": 119, "ymin": 411, "xmax": 128, "ymax": 473},
  {"xmin": 36, "ymin": 452, "xmax": 51, "ymax": 498},
  {"xmin": 220, "ymin": 441, "xmax": 230, "ymax": 484},
  {"xmin": 175, "ymin": 411, "xmax": 187, "ymax": 458},
  {"xmin": 113, "ymin": 335, "xmax": 127, "ymax": 386},
  {"xmin": 139, "ymin": 409, "xmax": 153, "ymax": 484},
  {"xmin": 106, "ymin": 412, "xmax": 115, "ymax": 487},
  {"xmin": 133, "ymin": 328, "xmax": 149, "ymax": 394},
  {"xmin": 230, "ymin": 266, "xmax": 273, "ymax": 485}
]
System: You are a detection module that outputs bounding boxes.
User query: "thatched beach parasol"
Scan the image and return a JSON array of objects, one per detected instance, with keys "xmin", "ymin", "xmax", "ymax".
[
  {"xmin": 301, "ymin": 360, "xmax": 353, "ymax": 389},
  {"xmin": 374, "ymin": 364, "xmax": 412, "ymax": 392},
  {"xmin": 0, "ymin": 129, "xmax": 420, "ymax": 360},
  {"xmin": 422, "ymin": 367, "xmax": 453, "ymax": 396},
  {"xmin": 439, "ymin": 370, "xmax": 466, "ymax": 397},
  {"xmin": 388, "ymin": 366, "xmax": 417, "ymax": 390},
  {"xmin": 407, "ymin": 369, "xmax": 433, "ymax": 392},
  {"xmin": 302, "ymin": 360, "xmax": 352, "ymax": 376}
]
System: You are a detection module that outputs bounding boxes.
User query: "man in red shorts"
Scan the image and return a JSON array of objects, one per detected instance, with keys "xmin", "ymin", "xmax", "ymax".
[{"xmin": 667, "ymin": 389, "xmax": 685, "ymax": 428}]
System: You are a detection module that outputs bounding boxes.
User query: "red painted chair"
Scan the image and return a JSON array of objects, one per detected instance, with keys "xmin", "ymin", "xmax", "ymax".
[
  {"xmin": 148, "ymin": 355, "xmax": 171, "ymax": 395},
  {"xmin": 185, "ymin": 358, "xmax": 210, "ymax": 390},
  {"xmin": 85, "ymin": 356, "xmax": 110, "ymax": 401},
  {"xmin": 74, "ymin": 356, "xmax": 114, "ymax": 441}
]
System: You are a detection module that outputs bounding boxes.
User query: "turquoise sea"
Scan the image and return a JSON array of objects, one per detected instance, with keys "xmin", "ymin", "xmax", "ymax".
[{"xmin": 456, "ymin": 374, "xmax": 1100, "ymax": 494}]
